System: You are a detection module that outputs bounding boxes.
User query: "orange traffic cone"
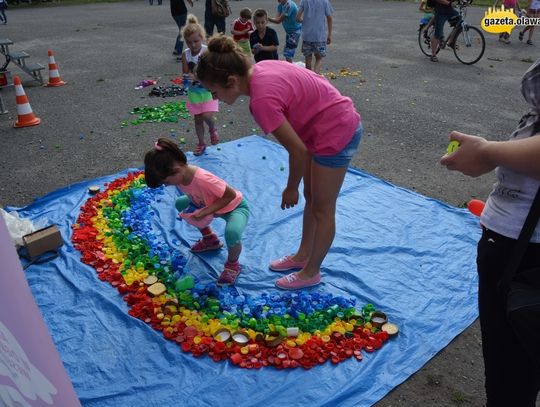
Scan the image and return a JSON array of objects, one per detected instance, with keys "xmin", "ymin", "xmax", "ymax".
[
  {"xmin": 13, "ymin": 76, "xmax": 41, "ymax": 128},
  {"xmin": 45, "ymin": 50, "xmax": 66, "ymax": 87}
]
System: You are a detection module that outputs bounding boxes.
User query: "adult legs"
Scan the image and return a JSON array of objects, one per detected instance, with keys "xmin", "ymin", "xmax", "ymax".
[
  {"xmin": 431, "ymin": 9, "xmax": 450, "ymax": 60},
  {"xmin": 204, "ymin": 12, "xmax": 214, "ymax": 37},
  {"xmin": 205, "ymin": 15, "xmax": 226, "ymax": 36},
  {"xmin": 293, "ymin": 159, "xmax": 348, "ymax": 280},
  {"xmin": 477, "ymin": 229, "xmax": 540, "ymax": 406},
  {"xmin": 215, "ymin": 16, "xmax": 226, "ymax": 34},
  {"xmin": 172, "ymin": 13, "xmax": 187, "ymax": 55}
]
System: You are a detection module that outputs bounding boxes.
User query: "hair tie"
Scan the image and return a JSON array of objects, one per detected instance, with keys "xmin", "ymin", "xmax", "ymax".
[{"xmin": 154, "ymin": 141, "xmax": 163, "ymax": 151}]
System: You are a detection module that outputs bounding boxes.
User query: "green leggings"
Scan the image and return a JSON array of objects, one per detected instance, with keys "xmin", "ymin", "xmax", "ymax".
[{"xmin": 175, "ymin": 196, "xmax": 250, "ymax": 247}]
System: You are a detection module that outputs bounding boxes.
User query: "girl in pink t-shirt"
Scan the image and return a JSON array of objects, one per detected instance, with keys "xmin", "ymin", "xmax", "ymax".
[
  {"xmin": 144, "ymin": 138, "xmax": 250, "ymax": 286},
  {"xmin": 196, "ymin": 36, "xmax": 362, "ymax": 291}
]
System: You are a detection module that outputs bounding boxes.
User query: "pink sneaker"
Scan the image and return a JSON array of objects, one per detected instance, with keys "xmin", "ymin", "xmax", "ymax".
[
  {"xmin": 275, "ymin": 272, "xmax": 320, "ymax": 290},
  {"xmin": 269, "ymin": 255, "xmax": 307, "ymax": 272},
  {"xmin": 217, "ymin": 261, "xmax": 241, "ymax": 286}
]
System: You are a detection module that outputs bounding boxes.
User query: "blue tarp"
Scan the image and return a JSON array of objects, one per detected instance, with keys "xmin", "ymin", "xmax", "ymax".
[{"xmin": 12, "ymin": 136, "xmax": 480, "ymax": 407}]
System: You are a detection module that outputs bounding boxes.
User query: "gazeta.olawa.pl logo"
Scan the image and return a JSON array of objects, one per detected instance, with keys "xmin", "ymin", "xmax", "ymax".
[{"xmin": 481, "ymin": 5, "xmax": 540, "ymax": 34}]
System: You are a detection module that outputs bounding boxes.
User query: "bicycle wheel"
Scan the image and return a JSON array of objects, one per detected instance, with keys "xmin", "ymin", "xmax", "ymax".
[
  {"xmin": 453, "ymin": 25, "xmax": 485, "ymax": 65},
  {"xmin": 418, "ymin": 25, "xmax": 439, "ymax": 57}
]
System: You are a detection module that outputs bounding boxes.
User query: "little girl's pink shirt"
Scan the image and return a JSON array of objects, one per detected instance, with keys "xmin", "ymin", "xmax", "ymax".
[
  {"xmin": 176, "ymin": 167, "xmax": 243, "ymax": 215},
  {"xmin": 249, "ymin": 60, "xmax": 361, "ymax": 156}
]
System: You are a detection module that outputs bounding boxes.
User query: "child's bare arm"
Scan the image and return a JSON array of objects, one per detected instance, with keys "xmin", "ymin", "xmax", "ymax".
[
  {"xmin": 268, "ymin": 14, "xmax": 284, "ymax": 24},
  {"xmin": 231, "ymin": 21, "xmax": 241, "ymax": 35},
  {"xmin": 326, "ymin": 15, "xmax": 333, "ymax": 44},
  {"xmin": 296, "ymin": 8, "xmax": 303, "ymax": 22},
  {"xmin": 260, "ymin": 44, "xmax": 278, "ymax": 52},
  {"xmin": 181, "ymin": 53, "xmax": 189, "ymax": 75},
  {"xmin": 195, "ymin": 186, "xmax": 237, "ymax": 218}
]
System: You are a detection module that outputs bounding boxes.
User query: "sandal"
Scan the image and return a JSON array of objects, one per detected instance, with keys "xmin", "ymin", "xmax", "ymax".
[
  {"xmin": 527, "ymin": 40, "xmax": 533, "ymax": 45},
  {"xmin": 519, "ymin": 31, "xmax": 524, "ymax": 41},
  {"xmin": 193, "ymin": 143, "xmax": 206, "ymax": 156},
  {"xmin": 190, "ymin": 237, "xmax": 223, "ymax": 253},
  {"xmin": 430, "ymin": 55, "xmax": 439, "ymax": 62},
  {"xmin": 217, "ymin": 261, "xmax": 241, "ymax": 286},
  {"xmin": 275, "ymin": 272, "xmax": 321, "ymax": 290},
  {"xmin": 209, "ymin": 128, "xmax": 220, "ymax": 145}
]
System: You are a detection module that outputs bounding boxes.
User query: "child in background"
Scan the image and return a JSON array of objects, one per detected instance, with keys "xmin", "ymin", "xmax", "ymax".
[
  {"xmin": 231, "ymin": 8, "xmax": 254, "ymax": 58},
  {"xmin": 418, "ymin": 0, "xmax": 434, "ymax": 33},
  {"xmin": 197, "ymin": 36, "xmax": 362, "ymax": 290},
  {"xmin": 181, "ymin": 14, "xmax": 220, "ymax": 156},
  {"xmin": 0, "ymin": 0, "xmax": 7, "ymax": 25},
  {"xmin": 250, "ymin": 9, "xmax": 279, "ymax": 63},
  {"xmin": 519, "ymin": 0, "xmax": 540, "ymax": 45},
  {"xmin": 269, "ymin": 0, "xmax": 302, "ymax": 63},
  {"xmin": 296, "ymin": 0, "xmax": 333, "ymax": 74},
  {"xmin": 493, "ymin": 0, "xmax": 520, "ymax": 43},
  {"xmin": 145, "ymin": 138, "xmax": 250, "ymax": 286}
]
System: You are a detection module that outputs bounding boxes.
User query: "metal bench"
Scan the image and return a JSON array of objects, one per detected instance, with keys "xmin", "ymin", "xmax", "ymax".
[{"xmin": 0, "ymin": 38, "xmax": 45, "ymax": 85}]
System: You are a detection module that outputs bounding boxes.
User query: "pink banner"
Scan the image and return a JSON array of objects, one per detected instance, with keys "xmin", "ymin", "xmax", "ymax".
[{"xmin": 0, "ymin": 217, "xmax": 80, "ymax": 407}]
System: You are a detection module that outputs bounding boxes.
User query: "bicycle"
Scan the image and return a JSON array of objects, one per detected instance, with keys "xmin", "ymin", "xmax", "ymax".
[{"xmin": 418, "ymin": 0, "xmax": 485, "ymax": 65}]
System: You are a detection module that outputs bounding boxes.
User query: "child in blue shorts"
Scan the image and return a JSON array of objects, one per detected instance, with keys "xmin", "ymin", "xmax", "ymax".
[
  {"xmin": 297, "ymin": 0, "xmax": 333, "ymax": 74},
  {"xmin": 269, "ymin": 0, "xmax": 303, "ymax": 63}
]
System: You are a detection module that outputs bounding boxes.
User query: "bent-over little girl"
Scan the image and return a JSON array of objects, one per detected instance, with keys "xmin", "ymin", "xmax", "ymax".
[{"xmin": 144, "ymin": 138, "xmax": 250, "ymax": 286}]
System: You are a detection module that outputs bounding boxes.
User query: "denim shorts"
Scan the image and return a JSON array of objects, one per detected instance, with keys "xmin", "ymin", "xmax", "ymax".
[
  {"xmin": 313, "ymin": 125, "xmax": 362, "ymax": 168},
  {"xmin": 434, "ymin": 7, "xmax": 459, "ymax": 39}
]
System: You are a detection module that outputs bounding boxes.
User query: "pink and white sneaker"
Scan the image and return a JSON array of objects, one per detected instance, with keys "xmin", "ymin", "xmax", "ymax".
[
  {"xmin": 269, "ymin": 255, "xmax": 307, "ymax": 272},
  {"xmin": 275, "ymin": 272, "xmax": 321, "ymax": 290}
]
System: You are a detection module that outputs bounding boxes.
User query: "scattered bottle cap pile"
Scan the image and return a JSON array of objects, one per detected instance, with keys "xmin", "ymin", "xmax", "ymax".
[{"xmin": 121, "ymin": 102, "xmax": 190, "ymax": 127}]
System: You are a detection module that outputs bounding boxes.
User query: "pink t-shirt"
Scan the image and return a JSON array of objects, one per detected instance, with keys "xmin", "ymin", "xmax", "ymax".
[
  {"xmin": 249, "ymin": 60, "xmax": 361, "ymax": 156},
  {"xmin": 176, "ymin": 167, "xmax": 243, "ymax": 215}
]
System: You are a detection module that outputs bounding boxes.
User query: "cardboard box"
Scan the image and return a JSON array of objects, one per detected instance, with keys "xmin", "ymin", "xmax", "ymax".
[{"xmin": 22, "ymin": 225, "xmax": 63, "ymax": 259}]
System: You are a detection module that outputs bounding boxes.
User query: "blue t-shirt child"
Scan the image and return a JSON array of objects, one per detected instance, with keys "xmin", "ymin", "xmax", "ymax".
[{"xmin": 278, "ymin": 0, "xmax": 302, "ymax": 34}]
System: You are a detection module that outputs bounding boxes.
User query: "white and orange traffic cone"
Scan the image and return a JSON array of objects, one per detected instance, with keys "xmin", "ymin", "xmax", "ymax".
[
  {"xmin": 45, "ymin": 50, "xmax": 66, "ymax": 87},
  {"xmin": 13, "ymin": 76, "xmax": 41, "ymax": 128}
]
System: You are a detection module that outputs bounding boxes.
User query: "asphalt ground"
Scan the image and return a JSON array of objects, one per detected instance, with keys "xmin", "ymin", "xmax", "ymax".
[{"xmin": 0, "ymin": 0, "xmax": 538, "ymax": 405}]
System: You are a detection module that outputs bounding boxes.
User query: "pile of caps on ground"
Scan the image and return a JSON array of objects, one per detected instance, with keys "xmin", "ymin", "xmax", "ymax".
[
  {"xmin": 148, "ymin": 85, "xmax": 187, "ymax": 98},
  {"xmin": 72, "ymin": 172, "xmax": 398, "ymax": 369},
  {"xmin": 121, "ymin": 102, "xmax": 190, "ymax": 127}
]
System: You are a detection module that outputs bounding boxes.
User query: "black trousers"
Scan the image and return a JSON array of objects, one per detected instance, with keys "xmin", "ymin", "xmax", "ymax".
[
  {"xmin": 477, "ymin": 227, "xmax": 540, "ymax": 406},
  {"xmin": 204, "ymin": 11, "xmax": 225, "ymax": 37}
]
